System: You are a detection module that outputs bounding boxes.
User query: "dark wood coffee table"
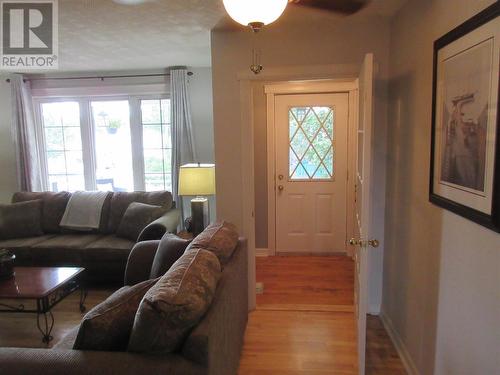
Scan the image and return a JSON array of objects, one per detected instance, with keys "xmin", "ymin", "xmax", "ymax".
[{"xmin": 0, "ymin": 267, "xmax": 87, "ymax": 343}]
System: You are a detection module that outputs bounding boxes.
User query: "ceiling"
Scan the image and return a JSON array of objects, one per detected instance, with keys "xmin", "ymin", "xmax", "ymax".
[
  {"xmin": 58, "ymin": 0, "xmax": 223, "ymax": 72},
  {"xmin": 56, "ymin": 0, "xmax": 406, "ymax": 72}
]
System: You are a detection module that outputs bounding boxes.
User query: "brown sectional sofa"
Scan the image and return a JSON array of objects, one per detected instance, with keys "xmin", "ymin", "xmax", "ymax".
[
  {"xmin": 0, "ymin": 234, "xmax": 249, "ymax": 375},
  {"xmin": 0, "ymin": 191, "xmax": 180, "ymax": 284}
]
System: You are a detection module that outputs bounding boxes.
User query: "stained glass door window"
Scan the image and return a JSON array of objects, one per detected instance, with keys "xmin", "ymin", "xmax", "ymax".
[{"xmin": 289, "ymin": 106, "xmax": 334, "ymax": 180}]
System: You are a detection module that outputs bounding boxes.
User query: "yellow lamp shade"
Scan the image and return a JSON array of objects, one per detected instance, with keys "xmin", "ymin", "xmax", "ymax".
[{"xmin": 178, "ymin": 163, "xmax": 216, "ymax": 196}]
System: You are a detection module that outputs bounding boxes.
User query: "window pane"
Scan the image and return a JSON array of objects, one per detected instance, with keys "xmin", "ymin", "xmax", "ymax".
[
  {"xmin": 143, "ymin": 125, "xmax": 162, "ymax": 149},
  {"xmin": 141, "ymin": 99, "xmax": 172, "ymax": 192},
  {"xmin": 289, "ymin": 106, "xmax": 335, "ymax": 180},
  {"xmin": 91, "ymin": 100, "xmax": 134, "ymax": 192},
  {"xmin": 141, "ymin": 100, "xmax": 161, "ymax": 124},
  {"xmin": 145, "ymin": 174, "xmax": 165, "ymax": 192},
  {"xmin": 144, "ymin": 149, "xmax": 164, "ymax": 173},
  {"xmin": 63, "ymin": 127, "xmax": 82, "ymax": 150},
  {"xmin": 45, "ymin": 128, "xmax": 64, "ymax": 151},
  {"xmin": 41, "ymin": 102, "xmax": 85, "ymax": 192}
]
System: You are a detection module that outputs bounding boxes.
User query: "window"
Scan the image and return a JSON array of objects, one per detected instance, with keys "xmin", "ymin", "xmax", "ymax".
[
  {"xmin": 91, "ymin": 100, "xmax": 134, "ymax": 192},
  {"xmin": 288, "ymin": 106, "xmax": 334, "ymax": 180},
  {"xmin": 141, "ymin": 99, "xmax": 172, "ymax": 192},
  {"xmin": 36, "ymin": 96, "xmax": 172, "ymax": 193},
  {"xmin": 41, "ymin": 102, "xmax": 85, "ymax": 192}
]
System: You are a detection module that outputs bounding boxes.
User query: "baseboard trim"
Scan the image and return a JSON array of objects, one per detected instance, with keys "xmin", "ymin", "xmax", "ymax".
[
  {"xmin": 379, "ymin": 312, "xmax": 420, "ymax": 375},
  {"xmin": 256, "ymin": 248, "xmax": 269, "ymax": 257},
  {"xmin": 368, "ymin": 303, "xmax": 381, "ymax": 315}
]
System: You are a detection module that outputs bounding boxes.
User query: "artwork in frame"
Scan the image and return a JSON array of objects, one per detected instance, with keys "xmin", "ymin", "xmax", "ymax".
[{"xmin": 430, "ymin": 2, "xmax": 500, "ymax": 232}]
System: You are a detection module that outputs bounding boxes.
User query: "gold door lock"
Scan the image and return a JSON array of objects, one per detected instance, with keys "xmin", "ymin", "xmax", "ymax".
[{"xmin": 349, "ymin": 238, "xmax": 379, "ymax": 248}]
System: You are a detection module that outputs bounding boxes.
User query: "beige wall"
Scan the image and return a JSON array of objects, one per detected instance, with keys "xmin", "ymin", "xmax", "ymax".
[
  {"xmin": 211, "ymin": 9, "xmax": 391, "ymax": 311},
  {"xmin": 384, "ymin": 0, "xmax": 500, "ymax": 374}
]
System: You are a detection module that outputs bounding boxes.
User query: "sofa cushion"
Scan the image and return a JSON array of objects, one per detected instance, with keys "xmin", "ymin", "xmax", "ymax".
[
  {"xmin": 83, "ymin": 235, "xmax": 135, "ymax": 261},
  {"xmin": 150, "ymin": 234, "xmax": 191, "ymax": 279},
  {"xmin": 54, "ymin": 325, "xmax": 80, "ymax": 350},
  {"xmin": 0, "ymin": 235, "xmax": 56, "ymax": 264},
  {"xmin": 33, "ymin": 234, "xmax": 103, "ymax": 250},
  {"xmin": 128, "ymin": 248, "xmax": 221, "ymax": 353},
  {"xmin": 107, "ymin": 191, "xmax": 173, "ymax": 233},
  {"xmin": 73, "ymin": 278, "xmax": 158, "ymax": 351},
  {"xmin": 187, "ymin": 221, "xmax": 239, "ymax": 265},
  {"xmin": 0, "ymin": 200, "xmax": 44, "ymax": 240},
  {"xmin": 116, "ymin": 203, "xmax": 165, "ymax": 242},
  {"xmin": 12, "ymin": 191, "xmax": 71, "ymax": 233}
]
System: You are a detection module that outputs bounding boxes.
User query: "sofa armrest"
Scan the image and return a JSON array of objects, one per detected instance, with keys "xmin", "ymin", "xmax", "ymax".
[
  {"xmin": 0, "ymin": 348, "xmax": 204, "ymax": 375},
  {"xmin": 182, "ymin": 238, "xmax": 248, "ymax": 375},
  {"xmin": 137, "ymin": 208, "xmax": 181, "ymax": 242},
  {"xmin": 124, "ymin": 240, "xmax": 159, "ymax": 286}
]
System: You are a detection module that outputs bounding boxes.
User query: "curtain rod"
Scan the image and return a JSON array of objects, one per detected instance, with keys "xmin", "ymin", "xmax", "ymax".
[{"xmin": 5, "ymin": 71, "xmax": 193, "ymax": 83}]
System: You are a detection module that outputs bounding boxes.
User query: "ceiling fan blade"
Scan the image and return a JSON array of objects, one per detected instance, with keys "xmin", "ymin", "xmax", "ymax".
[{"xmin": 289, "ymin": 0, "xmax": 370, "ymax": 15}]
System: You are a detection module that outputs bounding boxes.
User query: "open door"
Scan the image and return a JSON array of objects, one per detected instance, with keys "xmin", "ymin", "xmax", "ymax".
[{"xmin": 351, "ymin": 53, "xmax": 379, "ymax": 375}]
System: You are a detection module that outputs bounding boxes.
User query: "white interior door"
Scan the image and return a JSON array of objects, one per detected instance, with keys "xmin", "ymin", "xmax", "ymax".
[
  {"xmin": 352, "ymin": 53, "xmax": 377, "ymax": 375},
  {"xmin": 275, "ymin": 93, "xmax": 349, "ymax": 253}
]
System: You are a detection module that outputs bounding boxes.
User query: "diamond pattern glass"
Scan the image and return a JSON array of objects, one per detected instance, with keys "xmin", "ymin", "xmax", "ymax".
[{"xmin": 289, "ymin": 106, "xmax": 334, "ymax": 180}]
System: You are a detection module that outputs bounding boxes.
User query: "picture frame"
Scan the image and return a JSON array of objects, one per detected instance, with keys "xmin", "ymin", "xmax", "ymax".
[{"xmin": 429, "ymin": 2, "xmax": 500, "ymax": 232}]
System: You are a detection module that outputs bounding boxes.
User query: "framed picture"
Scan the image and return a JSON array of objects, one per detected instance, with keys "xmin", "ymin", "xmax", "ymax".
[{"xmin": 430, "ymin": 2, "xmax": 500, "ymax": 232}]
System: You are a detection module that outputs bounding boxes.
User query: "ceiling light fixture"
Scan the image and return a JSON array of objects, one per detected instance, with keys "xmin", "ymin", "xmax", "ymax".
[{"xmin": 222, "ymin": 0, "xmax": 288, "ymax": 32}]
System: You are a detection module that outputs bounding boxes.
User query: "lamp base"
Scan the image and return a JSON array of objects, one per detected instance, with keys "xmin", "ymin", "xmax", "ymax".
[{"xmin": 191, "ymin": 197, "xmax": 209, "ymax": 237}]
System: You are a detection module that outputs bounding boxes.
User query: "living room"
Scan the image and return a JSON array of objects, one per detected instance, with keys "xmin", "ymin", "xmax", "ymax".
[{"xmin": 0, "ymin": 1, "xmax": 499, "ymax": 375}]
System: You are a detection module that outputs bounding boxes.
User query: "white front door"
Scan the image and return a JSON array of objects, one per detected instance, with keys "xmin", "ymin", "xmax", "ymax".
[
  {"xmin": 275, "ymin": 93, "xmax": 349, "ymax": 253},
  {"xmin": 352, "ymin": 53, "xmax": 378, "ymax": 375}
]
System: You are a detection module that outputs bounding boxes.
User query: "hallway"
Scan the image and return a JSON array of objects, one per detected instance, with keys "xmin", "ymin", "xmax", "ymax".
[{"xmin": 238, "ymin": 256, "xmax": 406, "ymax": 374}]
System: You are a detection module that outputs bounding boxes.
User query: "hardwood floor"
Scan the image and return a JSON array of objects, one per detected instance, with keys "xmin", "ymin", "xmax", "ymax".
[
  {"xmin": 0, "ymin": 256, "xmax": 405, "ymax": 375},
  {"xmin": 239, "ymin": 255, "xmax": 406, "ymax": 375},
  {"xmin": 0, "ymin": 289, "xmax": 112, "ymax": 348}
]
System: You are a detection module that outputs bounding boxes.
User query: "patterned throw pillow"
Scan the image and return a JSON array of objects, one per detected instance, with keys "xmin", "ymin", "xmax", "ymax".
[
  {"xmin": 187, "ymin": 221, "xmax": 239, "ymax": 265},
  {"xmin": 73, "ymin": 278, "xmax": 158, "ymax": 351},
  {"xmin": 116, "ymin": 202, "xmax": 165, "ymax": 241},
  {"xmin": 127, "ymin": 248, "xmax": 221, "ymax": 353}
]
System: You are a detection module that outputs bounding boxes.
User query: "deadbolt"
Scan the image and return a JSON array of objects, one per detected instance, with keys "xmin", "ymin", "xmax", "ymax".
[{"xmin": 278, "ymin": 174, "xmax": 284, "ymax": 180}]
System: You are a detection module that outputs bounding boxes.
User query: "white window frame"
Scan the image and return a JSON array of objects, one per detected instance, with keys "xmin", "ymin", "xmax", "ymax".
[{"xmin": 33, "ymin": 92, "xmax": 171, "ymax": 192}]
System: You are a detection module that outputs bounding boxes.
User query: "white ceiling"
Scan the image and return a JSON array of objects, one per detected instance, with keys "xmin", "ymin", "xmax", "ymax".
[
  {"xmin": 58, "ymin": 0, "xmax": 223, "ymax": 72},
  {"xmin": 56, "ymin": 0, "xmax": 406, "ymax": 72}
]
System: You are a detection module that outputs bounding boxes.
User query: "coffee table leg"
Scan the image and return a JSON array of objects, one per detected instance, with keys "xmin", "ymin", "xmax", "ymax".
[
  {"xmin": 36, "ymin": 298, "xmax": 54, "ymax": 343},
  {"xmin": 79, "ymin": 286, "xmax": 87, "ymax": 313}
]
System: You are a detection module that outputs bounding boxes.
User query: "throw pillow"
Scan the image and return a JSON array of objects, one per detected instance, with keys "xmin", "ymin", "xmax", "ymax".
[
  {"xmin": 73, "ymin": 277, "xmax": 158, "ymax": 351},
  {"xmin": 127, "ymin": 248, "xmax": 221, "ymax": 353},
  {"xmin": 0, "ymin": 200, "xmax": 44, "ymax": 240},
  {"xmin": 150, "ymin": 234, "xmax": 192, "ymax": 279},
  {"xmin": 187, "ymin": 221, "xmax": 239, "ymax": 265},
  {"xmin": 116, "ymin": 202, "xmax": 165, "ymax": 242}
]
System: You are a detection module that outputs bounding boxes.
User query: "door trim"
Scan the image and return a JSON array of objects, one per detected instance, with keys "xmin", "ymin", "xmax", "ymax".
[{"xmin": 265, "ymin": 80, "xmax": 359, "ymax": 256}]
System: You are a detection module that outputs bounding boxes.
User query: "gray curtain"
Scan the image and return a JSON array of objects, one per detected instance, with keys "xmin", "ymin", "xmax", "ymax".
[
  {"xmin": 10, "ymin": 74, "xmax": 42, "ymax": 192},
  {"xmin": 171, "ymin": 68, "xmax": 196, "ymax": 208}
]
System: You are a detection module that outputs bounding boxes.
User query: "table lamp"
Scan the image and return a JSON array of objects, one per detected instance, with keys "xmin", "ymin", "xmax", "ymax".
[{"xmin": 178, "ymin": 163, "xmax": 216, "ymax": 236}]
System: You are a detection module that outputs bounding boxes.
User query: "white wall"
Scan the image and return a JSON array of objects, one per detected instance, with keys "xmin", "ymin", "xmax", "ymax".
[
  {"xmin": 384, "ymin": 0, "xmax": 500, "ymax": 374},
  {"xmin": 0, "ymin": 68, "xmax": 215, "ymax": 209}
]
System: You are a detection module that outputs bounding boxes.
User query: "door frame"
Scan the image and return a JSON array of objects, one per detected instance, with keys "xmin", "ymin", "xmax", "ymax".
[{"xmin": 264, "ymin": 80, "xmax": 358, "ymax": 256}]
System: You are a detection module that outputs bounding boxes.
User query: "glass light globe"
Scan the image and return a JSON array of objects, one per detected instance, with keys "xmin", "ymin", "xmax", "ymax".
[{"xmin": 223, "ymin": 0, "xmax": 288, "ymax": 27}]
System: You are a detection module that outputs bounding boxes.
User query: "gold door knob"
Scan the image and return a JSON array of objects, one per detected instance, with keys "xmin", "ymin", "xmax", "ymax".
[
  {"xmin": 278, "ymin": 185, "xmax": 284, "ymax": 191},
  {"xmin": 349, "ymin": 238, "xmax": 360, "ymax": 246},
  {"xmin": 349, "ymin": 238, "xmax": 379, "ymax": 247},
  {"xmin": 367, "ymin": 239, "xmax": 379, "ymax": 248}
]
